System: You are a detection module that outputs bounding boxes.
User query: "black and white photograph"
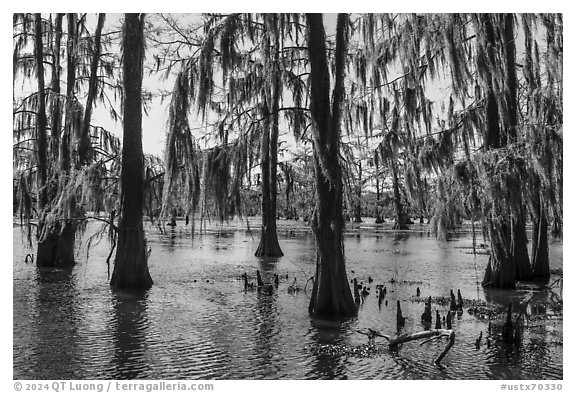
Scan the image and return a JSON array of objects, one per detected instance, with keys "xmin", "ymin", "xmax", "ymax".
[{"xmin": 10, "ymin": 6, "xmax": 566, "ymax": 387}]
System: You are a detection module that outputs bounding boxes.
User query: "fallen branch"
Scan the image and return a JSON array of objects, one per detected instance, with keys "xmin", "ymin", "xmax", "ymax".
[{"xmin": 357, "ymin": 328, "xmax": 455, "ymax": 365}]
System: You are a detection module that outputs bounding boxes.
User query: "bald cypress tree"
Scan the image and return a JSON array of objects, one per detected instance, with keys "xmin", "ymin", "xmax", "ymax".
[
  {"xmin": 110, "ymin": 13, "xmax": 153, "ymax": 290},
  {"xmin": 13, "ymin": 13, "xmax": 109, "ymax": 268},
  {"xmin": 306, "ymin": 13, "xmax": 357, "ymax": 318}
]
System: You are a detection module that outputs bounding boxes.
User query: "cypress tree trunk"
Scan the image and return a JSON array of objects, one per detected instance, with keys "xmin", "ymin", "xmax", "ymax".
[
  {"xmin": 483, "ymin": 220, "xmax": 516, "ymax": 289},
  {"xmin": 33, "ymin": 13, "xmax": 48, "ymax": 212},
  {"xmin": 504, "ymin": 13, "xmax": 532, "ymax": 281},
  {"xmin": 60, "ymin": 13, "xmax": 77, "ymax": 174},
  {"xmin": 254, "ymin": 112, "xmax": 283, "ymax": 257},
  {"xmin": 374, "ymin": 154, "xmax": 384, "ymax": 223},
  {"xmin": 481, "ymin": 14, "xmax": 510, "ymax": 287},
  {"xmin": 34, "ymin": 13, "xmax": 55, "ymax": 268},
  {"xmin": 282, "ymin": 164, "xmax": 294, "ymax": 219},
  {"xmin": 50, "ymin": 13, "xmax": 63, "ymax": 162},
  {"xmin": 551, "ymin": 211, "xmax": 562, "ymax": 236},
  {"xmin": 481, "ymin": 50, "xmax": 514, "ymax": 287},
  {"xmin": 110, "ymin": 13, "xmax": 153, "ymax": 290},
  {"xmin": 78, "ymin": 13, "xmax": 105, "ymax": 167},
  {"xmin": 482, "ymin": 14, "xmax": 501, "ymax": 150},
  {"xmin": 503, "ymin": 13, "xmax": 518, "ymax": 144},
  {"xmin": 255, "ymin": 26, "xmax": 283, "ymax": 257},
  {"xmin": 511, "ymin": 204, "xmax": 532, "ymax": 281},
  {"xmin": 38, "ymin": 14, "xmax": 67, "ymax": 267},
  {"xmin": 168, "ymin": 208, "xmax": 177, "ymax": 226},
  {"xmin": 375, "ymin": 175, "xmax": 384, "ymax": 223},
  {"xmin": 306, "ymin": 13, "xmax": 356, "ymax": 318},
  {"xmin": 353, "ymin": 163, "xmax": 363, "ymax": 223},
  {"xmin": 48, "ymin": 16, "xmax": 69, "ymax": 266},
  {"xmin": 47, "ymin": 13, "xmax": 82, "ymax": 268},
  {"xmin": 37, "ymin": 14, "xmax": 106, "ymax": 268},
  {"xmin": 531, "ymin": 194, "xmax": 550, "ymax": 280},
  {"xmin": 391, "ymin": 159, "xmax": 408, "ymax": 230},
  {"xmin": 481, "ymin": 14, "xmax": 531, "ymax": 287}
]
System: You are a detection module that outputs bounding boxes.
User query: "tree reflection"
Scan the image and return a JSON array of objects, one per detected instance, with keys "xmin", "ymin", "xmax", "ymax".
[
  {"xmin": 306, "ymin": 318, "xmax": 352, "ymax": 379},
  {"xmin": 482, "ymin": 287, "xmax": 562, "ymax": 379},
  {"xmin": 111, "ymin": 290, "xmax": 150, "ymax": 379},
  {"xmin": 252, "ymin": 256, "xmax": 280, "ymax": 376},
  {"xmin": 25, "ymin": 268, "xmax": 81, "ymax": 379}
]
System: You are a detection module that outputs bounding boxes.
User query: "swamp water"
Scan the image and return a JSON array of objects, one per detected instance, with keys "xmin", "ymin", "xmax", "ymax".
[{"xmin": 13, "ymin": 219, "xmax": 563, "ymax": 379}]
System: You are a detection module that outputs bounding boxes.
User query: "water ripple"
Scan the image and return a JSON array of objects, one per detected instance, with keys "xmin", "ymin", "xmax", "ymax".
[{"xmin": 13, "ymin": 221, "xmax": 562, "ymax": 379}]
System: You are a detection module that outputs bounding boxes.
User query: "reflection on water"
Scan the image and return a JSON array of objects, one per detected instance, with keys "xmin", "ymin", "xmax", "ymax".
[
  {"xmin": 13, "ymin": 219, "xmax": 563, "ymax": 379},
  {"xmin": 307, "ymin": 319, "xmax": 353, "ymax": 379},
  {"xmin": 26, "ymin": 268, "xmax": 81, "ymax": 379},
  {"xmin": 111, "ymin": 291, "xmax": 151, "ymax": 379}
]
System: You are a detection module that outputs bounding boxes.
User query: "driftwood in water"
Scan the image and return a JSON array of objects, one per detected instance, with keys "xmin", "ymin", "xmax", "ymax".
[
  {"xmin": 446, "ymin": 311, "xmax": 453, "ymax": 329},
  {"xmin": 457, "ymin": 289, "xmax": 463, "ymax": 310},
  {"xmin": 357, "ymin": 328, "xmax": 456, "ymax": 365}
]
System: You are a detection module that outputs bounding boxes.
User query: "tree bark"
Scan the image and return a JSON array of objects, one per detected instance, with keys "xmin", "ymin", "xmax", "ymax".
[
  {"xmin": 110, "ymin": 13, "xmax": 153, "ymax": 290},
  {"xmin": 511, "ymin": 207, "xmax": 532, "ymax": 281},
  {"xmin": 391, "ymin": 158, "xmax": 408, "ymax": 230},
  {"xmin": 34, "ymin": 13, "xmax": 56, "ymax": 267},
  {"xmin": 46, "ymin": 13, "xmax": 82, "ymax": 268},
  {"xmin": 483, "ymin": 221, "xmax": 516, "ymax": 289},
  {"xmin": 481, "ymin": 14, "xmax": 531, "ymax": 288},
  {"xmin": 306, "ymin": 13, "xmax": 357, "ymax": 318},
  {"xmin": 375, "ymin": 177, "xmax": 384, "ymax": 223},
  {"xmin": 50, "ymin": 13, "xmax": 63, "ymax": 162},
  {"xmin": 37, "ymin": 13, "xmax": 103, "ymax": 268},
  {"xmin": 42, "ymin": 14, "xmax": 65, "ymax": 266},
  {"xmin": 483, "ymin": 15, "xmax": 501, "ymax": 151},
  {"xmin": 254, "ymin": 112, "xmax": 283, "ymax": 257},
  {"xmin": 78, "ymin": 13, "xmax": 105, "ymax": 167},
  {"xmin": 374, "ymin": 154, "xmax": 384, "ymax": 223},
  {"xmin": 34, "ymin": 13, "xmax": 48, "ymax": 217},
  {"xmin": 550, "ymin": 207, "xmax": 562, "ymax": 236},
  {"xmin": 59, "ymin": 13, "xmax": 78, "ymax": 173},
  {"xmin": 255, "ymin": 24, "xmax": 283, "ymax": 257},
  {"xmin": 504, "ymin": 14, "xmax": 532, "ymax": 282},
  {"xmin": 353, "ymin": 163, "xmax": 363, "ymax": 223},
  {"xmin": 531, "ymin": 194, "xmax": 550, "ymax": 280},
  {"xmin": 503, "ymin": 13, "xmax": 518, "ymax": 144},
  {"xmin": 168, "ymin": 208, "xmax": 177, "ymax": 226}
]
